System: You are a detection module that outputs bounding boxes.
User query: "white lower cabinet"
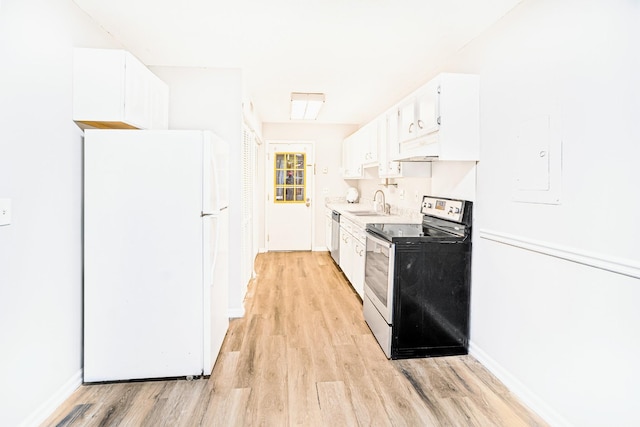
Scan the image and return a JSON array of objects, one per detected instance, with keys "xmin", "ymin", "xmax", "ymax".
[
  {"xmin": 350, "ymin": 228, "xmax": 366, "ymax": 298},
  {"xmin": 339, "ymin": 225, "xmax": 350, "ymax": 271},
  {"xmin": 325, "ymin": 210, "xmax": 333, "ymax": 251},
  {"xmin": 339, "ymin": 217, "xmax": 365, "ymax": 299}
]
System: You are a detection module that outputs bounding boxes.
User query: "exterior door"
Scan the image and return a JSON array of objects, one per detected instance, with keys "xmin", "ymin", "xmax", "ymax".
[{"xmin": 266, "ymin": 142, "xmax": 314, "ymax": 251}]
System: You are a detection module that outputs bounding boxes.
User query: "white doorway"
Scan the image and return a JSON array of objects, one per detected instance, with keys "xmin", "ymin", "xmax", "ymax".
[{"xmin": 265, "ymin": 142, "xmax": 314, "ymax": 251}]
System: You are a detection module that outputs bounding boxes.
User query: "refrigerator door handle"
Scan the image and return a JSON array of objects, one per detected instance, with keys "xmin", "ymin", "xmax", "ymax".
[{"xmin": 202, "ymin": 206, "xmax": 228, "ymax": 216}]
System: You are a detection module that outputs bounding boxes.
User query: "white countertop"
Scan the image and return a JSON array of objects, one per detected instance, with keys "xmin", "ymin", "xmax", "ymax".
[{"xmin": 326, "ymin": 202, "xmax": 421, "ymax": 228}]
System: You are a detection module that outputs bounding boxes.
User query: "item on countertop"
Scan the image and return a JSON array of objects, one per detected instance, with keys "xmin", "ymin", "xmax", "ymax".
[{"xmin": 346, "ymin": 187, "xmax": 359, "ymax": 203}]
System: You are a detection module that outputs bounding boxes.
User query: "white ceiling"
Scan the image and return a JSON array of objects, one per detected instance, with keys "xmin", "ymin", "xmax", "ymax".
[{"xmin": 73, "ymin": 0, "xmax": 522, "ymax": 126}]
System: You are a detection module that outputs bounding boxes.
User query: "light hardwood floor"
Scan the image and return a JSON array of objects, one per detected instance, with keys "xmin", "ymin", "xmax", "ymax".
[{"xmin": 44, "ymin": 251, "xmax": 548, "ymax": 426}]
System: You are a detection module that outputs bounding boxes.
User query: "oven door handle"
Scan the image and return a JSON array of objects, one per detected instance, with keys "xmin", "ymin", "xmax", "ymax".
[{"xmin": 365, "ymin": 231, "xmax": 393, "ymax": 249}]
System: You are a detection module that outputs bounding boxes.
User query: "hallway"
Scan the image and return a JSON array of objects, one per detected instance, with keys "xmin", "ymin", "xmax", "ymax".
[{"xmin": 45, "ymin": 251, "xmax": 546, "ymax": 426}]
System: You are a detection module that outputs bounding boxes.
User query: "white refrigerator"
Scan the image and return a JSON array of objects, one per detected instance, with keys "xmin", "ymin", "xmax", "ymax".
[{"xmin": 83, "ymin": 129, "xmax": 229, "ymax": 382}]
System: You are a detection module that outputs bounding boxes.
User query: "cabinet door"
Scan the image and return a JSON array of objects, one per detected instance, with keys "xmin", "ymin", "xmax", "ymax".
[
  {"xmin": 415, "ymin": 80, "xmax": 439, "ymax": 136},
  {"xmin": 73, "ymin": 48, "xmax": 169, "ymax": 130},
  {"xmin": 398, "ymin": 99, "xmax": 416, "ymax": 142},
  {"xmin": 351, "ymin": 127, "xmax": 362, "ymax": 166},
  {"xmin": 73, "ymin": 48, "xmax": 126, "ymax": 125},
  {"xmin": 361, "ymin": 121, "xmax": 377, "ymax": 164},
  {"xmin": 351, "ymin": 140, "xmax": 362, "ymax": 177},
  {"xmin": 387, "ymin": 109, "xmax": 399, "ymax": 157},
  {"xmin": 339, "ymin": 227, "xmax": 350, "ymax": 268},
  {"xmin": 377, "ymin": 116, "xmax": 387, "ymax": 176},
  {"xmin": 347, "ymin": 234, "xmax": 355, "ymax": 284},
  {"xmin": 124, "ymin": 53, "xmax": 151, "ymax": 129},
  {"xmin": 342, "ymin": 136, "xmax": 355, "ymax": 177},
  {"xmin": 149, "ymin": 73, "xmax": 169, "ymax": 130},
  {"xmin": 325, "ymin": 214, "xmax": 332, "ymax": 250},
  {"xmin": 379, "ymin": 110, "xmax": 402, "ymax": 178},
  {"xmin": 352, "ymin": 238, "xmax": 365, "ymax": 298},
  {"xmin": 343, "ymin": 135, "xmax": 363, "ymax": 178}
]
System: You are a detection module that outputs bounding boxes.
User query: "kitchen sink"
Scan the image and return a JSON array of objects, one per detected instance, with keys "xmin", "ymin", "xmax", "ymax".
[{"xmin": 349, "ymin": 211, "xmax": 387, "ymax": 217}]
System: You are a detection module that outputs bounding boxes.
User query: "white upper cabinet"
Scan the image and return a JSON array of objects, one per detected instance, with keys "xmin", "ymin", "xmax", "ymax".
[
  {"xmin": 341, "ymin": 133, "xmax": 363, "ymax": 179},
  {"xmin": 398, "ymin": 81, "xmax": 439, "ymax": 143},
  {"xmin": 360, "ymin": 121, "xmax": 378, "ymax": 166},
  {"xmin": 393, "ymin": 73, "xmax": 479, "ymax": 161},
  {"xmin": 378, "ymin": 111, "xmax": 431, "ymax": 178},
  {"xmin": 341, "ymin": 121, "xmax": 378, "ymax": 179},
  {"xmin": 342, "ymin": 72, "xmax": 476, "ymax": 180},
  {"xmin": 73, "ymin": 48, "xmax": 169, "ymax": 130},
  {"xmin": 148, "ymin": 72, "xmax": 170, "ymax": 130},
  {"xmin": 377, "ymin": 113, "xmax": 396, "ymax": 177}
]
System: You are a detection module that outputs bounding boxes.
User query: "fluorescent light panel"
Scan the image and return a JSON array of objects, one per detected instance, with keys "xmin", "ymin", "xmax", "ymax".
[{"xmin": 290, "ymin": 92, "xmax": 325, "ymax": 120}]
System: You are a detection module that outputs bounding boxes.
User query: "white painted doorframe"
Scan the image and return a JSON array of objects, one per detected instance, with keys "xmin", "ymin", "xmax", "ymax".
[{"xmin": 265, "ymin": 141, "xmax": 315, "ymax": 251}]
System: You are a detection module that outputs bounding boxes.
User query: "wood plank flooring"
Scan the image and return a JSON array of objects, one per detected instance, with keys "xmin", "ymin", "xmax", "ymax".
[{"xmin": 44, "ymin": 251, "xmax": 548, "ymax": 426}]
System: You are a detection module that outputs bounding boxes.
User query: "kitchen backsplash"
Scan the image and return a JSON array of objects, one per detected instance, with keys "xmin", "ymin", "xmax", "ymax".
[
  {"xmin": 356, "ymin": 176, "xmax": 432, "ymax": 218},
  {"xmin": 324, "ymin": 196, "xmax": 348, "ymax": 204}
]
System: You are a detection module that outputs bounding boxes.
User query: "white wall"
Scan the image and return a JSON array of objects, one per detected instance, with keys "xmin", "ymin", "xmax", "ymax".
[
  {"xmin": 0, "ymin": 1, "xmax": 119, "ymax": 425},
  {"xmin": 149, "ymin": 66, "xmax": 247, "ymax": 317},
  {"xmin": 449, "ymin": 0, "xmax": 639, "ymax": 425},
  {"xmin": 261, "ymin": 123, "xmax": 357, "ymax": 250},
  {"xmin": 430, "ymin": 161, "xmax": 477, "ymax": 203}
]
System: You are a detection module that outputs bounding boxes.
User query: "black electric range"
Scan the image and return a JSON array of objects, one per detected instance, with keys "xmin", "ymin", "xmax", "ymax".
[{"xmin": 363, "ymin": 196, "xmax": 473, "ymax": 360}]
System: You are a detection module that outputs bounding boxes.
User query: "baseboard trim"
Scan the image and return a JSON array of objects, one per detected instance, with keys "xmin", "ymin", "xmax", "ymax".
[
  {"xmin": 21, "ymin": 368, "xmax": 83, "ymax": 427},
  {"xmin": 469, "ymin": 342, "xmax": 571, "ymax": 427},
  {"xmin": 228, "ymin": 307, "xmax": 245, "ymax": 318},
  {"xmin": 312, "ymin": 246, "xmax": 329, "ymax": 252}
]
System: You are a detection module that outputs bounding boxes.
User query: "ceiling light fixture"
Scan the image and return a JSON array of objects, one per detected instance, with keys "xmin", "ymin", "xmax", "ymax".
[{"xmin": 290, "ymin": 92, "xmax": 325, "ymax": 120}]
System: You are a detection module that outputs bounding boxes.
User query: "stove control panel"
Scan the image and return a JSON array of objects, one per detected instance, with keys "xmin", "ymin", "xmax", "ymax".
[{"xmin": 420, "ymin": 196, "xmax": 465, "ymax": 223}]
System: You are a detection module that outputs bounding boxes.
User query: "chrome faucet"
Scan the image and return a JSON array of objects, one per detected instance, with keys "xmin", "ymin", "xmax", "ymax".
[{"xmin": 374, "ymin": 190, "xmax": 389, "ymax": 214}]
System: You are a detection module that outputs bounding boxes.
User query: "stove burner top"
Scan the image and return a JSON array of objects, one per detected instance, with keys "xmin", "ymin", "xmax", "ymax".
[
  {"xmin": 366, "ymin": 196, "xmax": 472, "ymax": 243},
  {"xmin": 366, "ymin": 221, "xmax": 467, "ymax": 243},
  {"xmin": 369, "ymin": 223, "xmax": 454, "ymax": 238}
]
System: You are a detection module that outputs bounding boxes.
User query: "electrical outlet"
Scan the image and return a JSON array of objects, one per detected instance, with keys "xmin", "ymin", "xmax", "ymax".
[{"xmin": 0, "ymin": 198, "xmax": 11, "ymax": 226}]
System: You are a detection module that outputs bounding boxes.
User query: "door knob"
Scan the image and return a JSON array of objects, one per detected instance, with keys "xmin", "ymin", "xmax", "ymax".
[{"xmin": 305, "ymin": 198, "xmax": 311, "ymax": 207}]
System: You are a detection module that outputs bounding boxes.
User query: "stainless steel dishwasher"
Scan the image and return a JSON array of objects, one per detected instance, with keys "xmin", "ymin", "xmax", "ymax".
[{"xmin": 330, "ymin": 210, "xmax": 340, "ymax": 264}]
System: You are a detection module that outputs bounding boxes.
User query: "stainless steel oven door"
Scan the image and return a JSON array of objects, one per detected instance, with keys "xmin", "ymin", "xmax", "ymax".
[{"xmin": 363, "ymin": 232, "xmax": 395, "ymax": 323}]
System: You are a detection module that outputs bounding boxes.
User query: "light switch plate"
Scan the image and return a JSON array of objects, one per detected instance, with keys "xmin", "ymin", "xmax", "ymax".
[{"xmin": 0, "ymin": 198, "xmax": 11, "ymax": 225}]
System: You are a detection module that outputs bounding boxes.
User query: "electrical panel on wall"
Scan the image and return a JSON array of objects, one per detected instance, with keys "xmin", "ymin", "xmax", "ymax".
[{"xmin": 512, "ymin": 114, "xmax": 562, "ymax": 205}]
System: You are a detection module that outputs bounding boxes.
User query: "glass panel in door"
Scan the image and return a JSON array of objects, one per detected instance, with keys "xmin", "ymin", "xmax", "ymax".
[{"xmin": 274, "ymin": 152, "xmax": 306, "ymax": 204}]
